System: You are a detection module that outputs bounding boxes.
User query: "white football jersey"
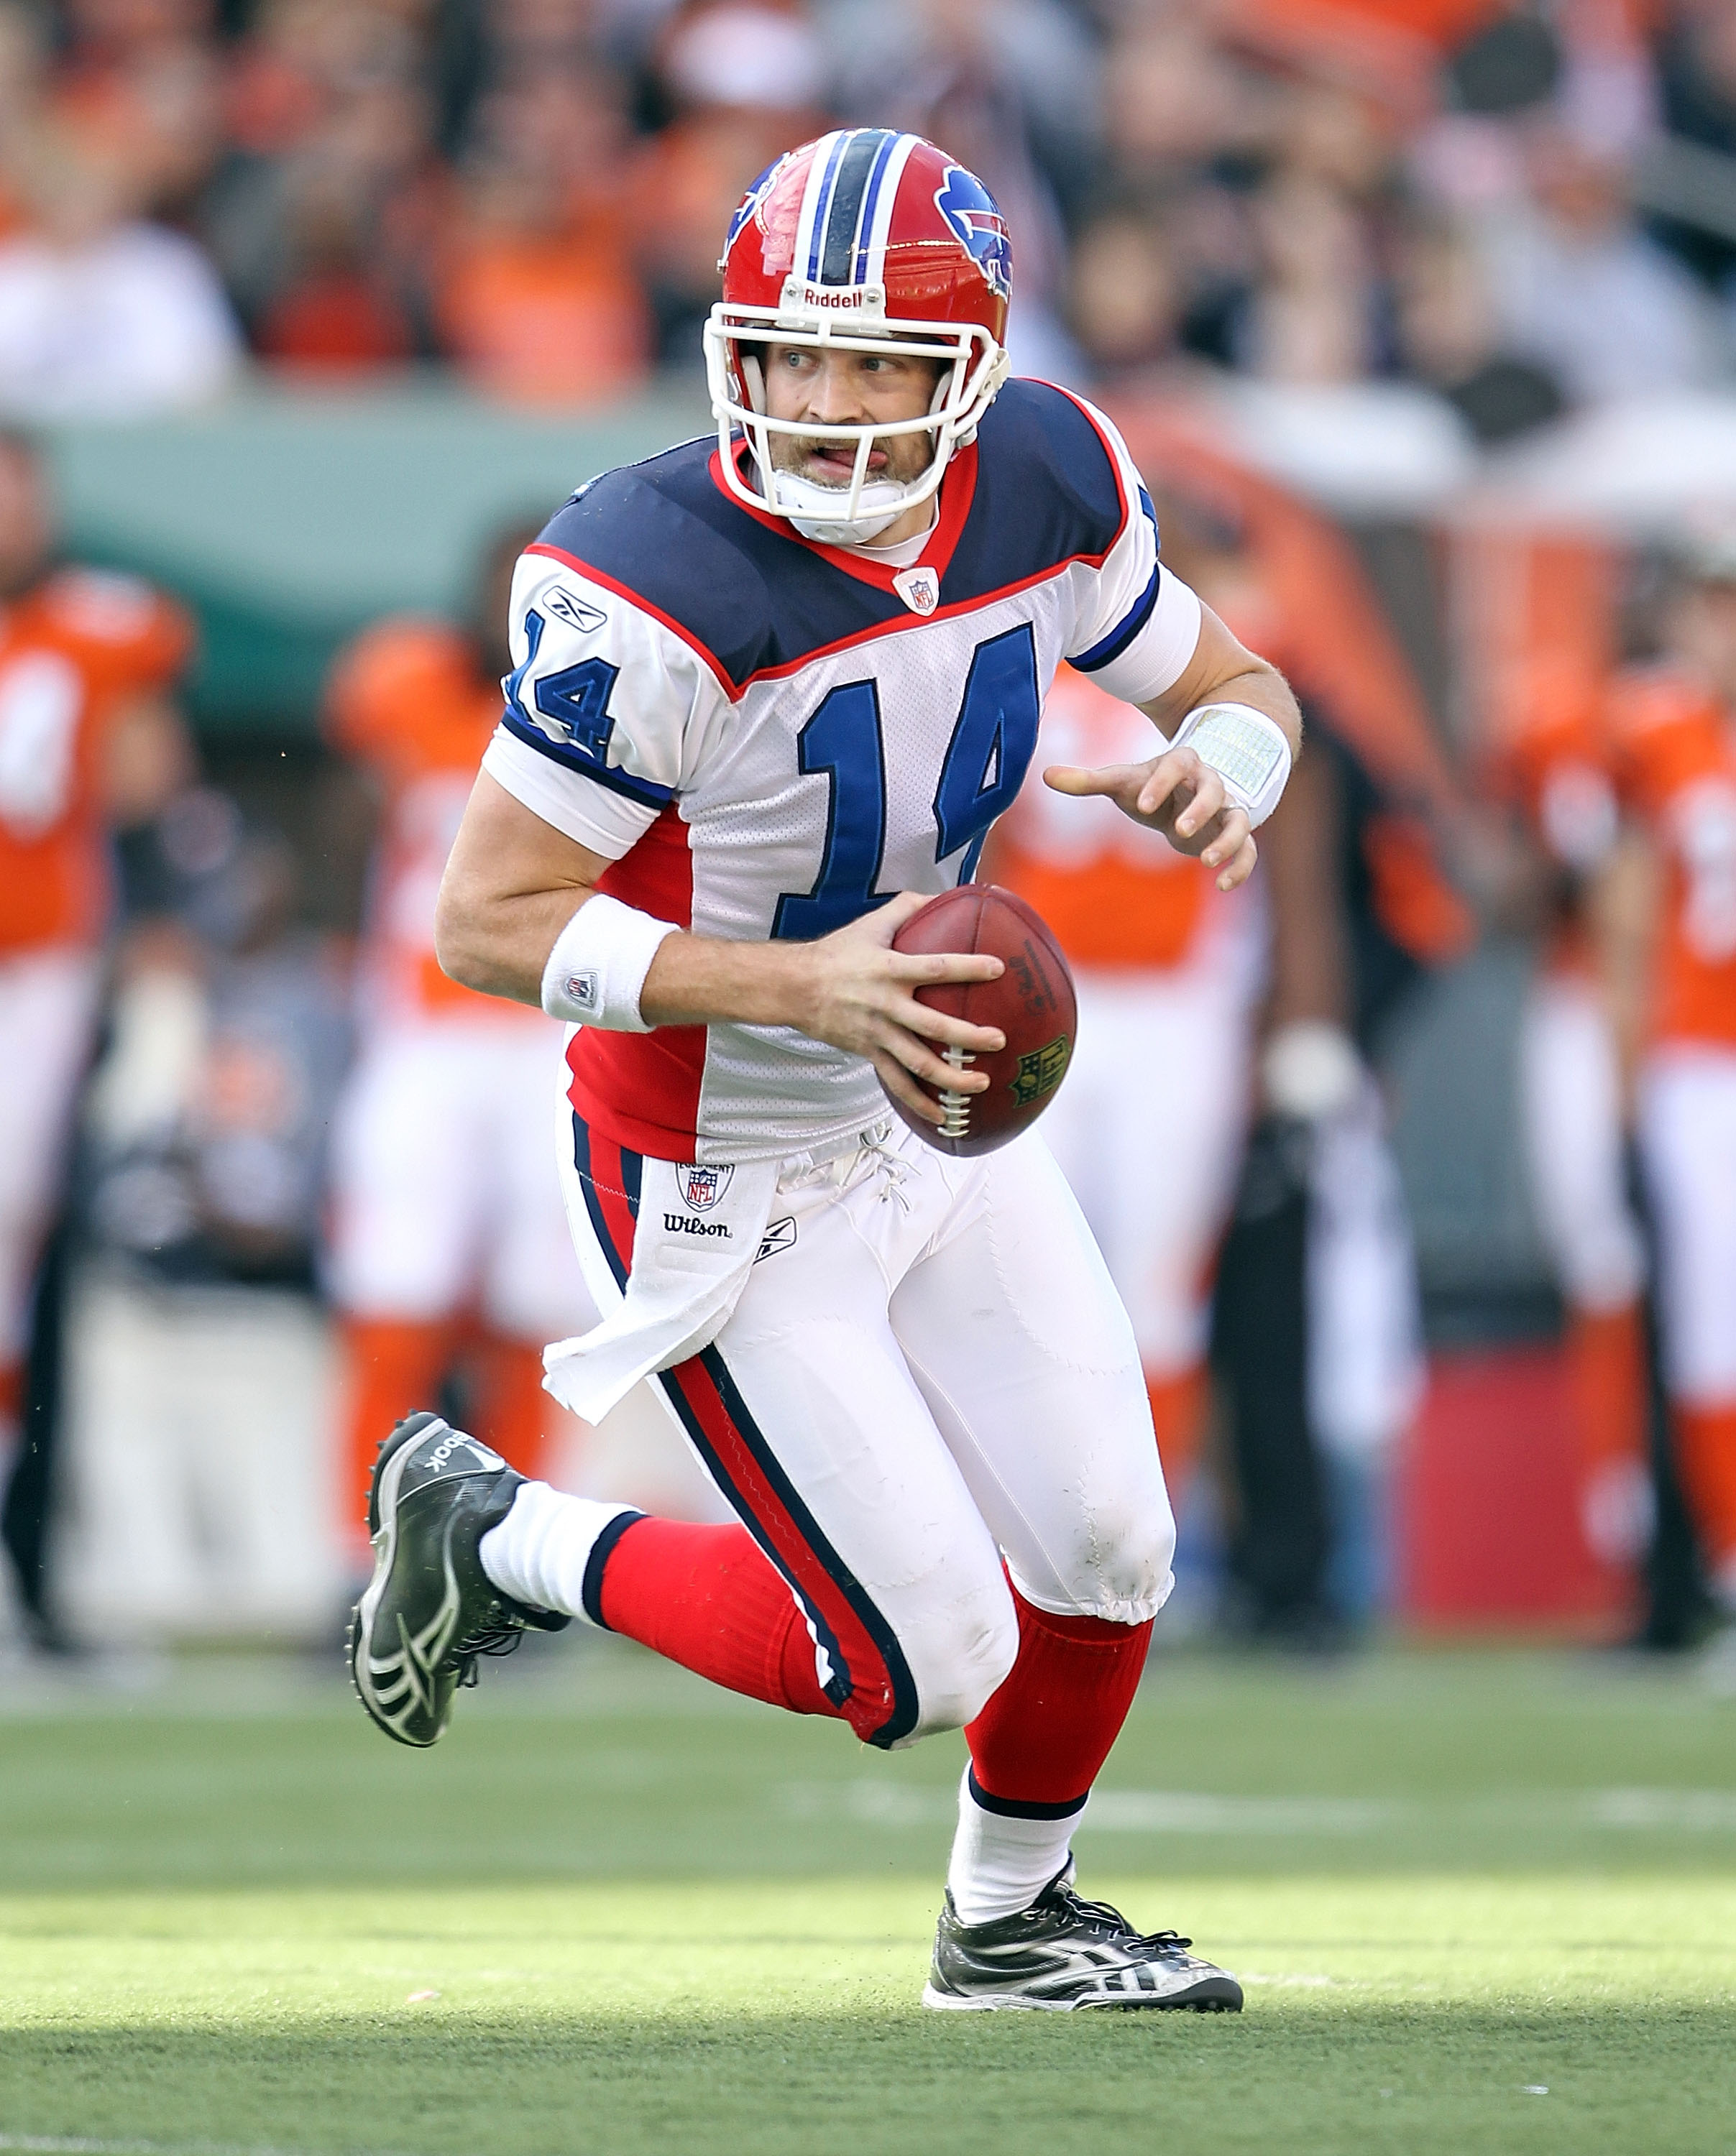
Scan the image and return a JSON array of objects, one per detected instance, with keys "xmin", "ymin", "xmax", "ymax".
[{"xmin": 482, "ymin": 380, "xmax": 1203, "ymax": 1166}]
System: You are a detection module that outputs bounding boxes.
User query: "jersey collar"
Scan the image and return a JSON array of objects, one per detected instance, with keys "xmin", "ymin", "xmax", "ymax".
[{"xmin": 709, "ymin": 436, "xmax": 978, "ymax": 594}]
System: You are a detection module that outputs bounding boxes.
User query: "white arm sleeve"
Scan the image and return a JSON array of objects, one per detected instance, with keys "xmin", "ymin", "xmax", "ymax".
[
  {"xmin": 481, "ymin": 549, "xmax": 724, "ymax": 860},
  {"xmin": 1063, "ymin": 396, "xmax": 1203, "ymax": 708}
]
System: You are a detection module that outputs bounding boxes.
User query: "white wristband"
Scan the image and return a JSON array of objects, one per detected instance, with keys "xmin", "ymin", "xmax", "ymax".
[
  {"xmin": 1171, "ymin": 701, "xmax": 1292, "ymax": 828},
  {"xmin": 541, "ymin": 894, "xmax": 680, "ymax": 1033}
]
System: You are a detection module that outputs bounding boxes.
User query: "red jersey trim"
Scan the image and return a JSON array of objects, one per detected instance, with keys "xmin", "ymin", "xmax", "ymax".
[
  {"xmin": 707, "ymin": 437, "xmax": 979, "ymax": 592},
  {"xmin": 566, "ymin": 1051, "xmax": 707, "ymax": 1164},
  {"xmin": 736, "ymin": 562, "xmax": 1098, "ymax": 688},
  {"xmin": 524, "ymin": 543, "xmax": 739, "ymax": 702}
]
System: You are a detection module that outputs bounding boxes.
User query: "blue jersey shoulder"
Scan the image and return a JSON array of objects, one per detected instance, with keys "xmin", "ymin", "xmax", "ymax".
[
  {"xmin": 536, "ymin": 438, "xmax": 783, "ymax": 688},
  {"xmin": 957, "ymin": 379, "xmax": 1129, "ymax": 590}
]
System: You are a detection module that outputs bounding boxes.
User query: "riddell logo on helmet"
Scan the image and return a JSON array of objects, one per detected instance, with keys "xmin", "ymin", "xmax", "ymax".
[{"xmin": 780, "ymin": 277, "xmax": 885, "ymax": 316}]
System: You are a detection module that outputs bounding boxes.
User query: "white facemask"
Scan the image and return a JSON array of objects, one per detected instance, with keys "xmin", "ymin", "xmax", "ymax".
[{"xmin": 771, "ymin": 469, "xmax": 914, "ymax": 546}]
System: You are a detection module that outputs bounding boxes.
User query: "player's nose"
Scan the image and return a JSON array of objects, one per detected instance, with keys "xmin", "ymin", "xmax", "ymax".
[{"xmin": 800, "ymin": 357, "xmax": 869, "ymax": 425}]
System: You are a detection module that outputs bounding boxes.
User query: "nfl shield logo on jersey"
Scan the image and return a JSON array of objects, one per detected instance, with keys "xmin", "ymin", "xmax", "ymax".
[
  {"xmin": 894, "ymin": 566, "xmax": 940, "ymax": 617},
  {"xmin": 681, "ymin": 1164, "xmax": 735, "ymax": 1212}
]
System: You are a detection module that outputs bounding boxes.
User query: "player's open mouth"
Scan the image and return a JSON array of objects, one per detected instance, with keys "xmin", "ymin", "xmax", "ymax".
[{"xmin": 804, "ymin": 445, "xmax": 889, "ymax": 482}]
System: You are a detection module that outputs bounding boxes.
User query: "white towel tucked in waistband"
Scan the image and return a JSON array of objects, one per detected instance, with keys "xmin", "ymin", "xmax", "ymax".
[{"xmin": 543, "ymin": 1151, "xmax": 782, "ymax": 1424}]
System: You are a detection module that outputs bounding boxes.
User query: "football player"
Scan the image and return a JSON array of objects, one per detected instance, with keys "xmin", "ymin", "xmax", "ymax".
[
  {"xmin": 322, "ymin": 530, "xmax": 594, "ymax": 1561},
  {"xmin": 0, "ymin": 428, "xmax": 194, "ymax": 1630},
  {"xmin": 350, "ymin": 132, "xmax": 1300, "ymax": 2009},
  {"xmin": 1609, "ymin": 531, "xmax": 1736, "ymax": 1682}
]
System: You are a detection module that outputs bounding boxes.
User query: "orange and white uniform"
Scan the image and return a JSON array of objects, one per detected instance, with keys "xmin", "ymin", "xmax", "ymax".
[
  {"xmin": 1492, "ymin": 655, "xmax": 1653, "ymax": 1570},
  {"xmin": 1611, "ymin": 665, "xmax": 1736, "ymax": 1603},
  {"xmin": 322, "ymin": 619, "xmax": 593, "ymax": 1538},
  {"xmin": 0, "ymin": 568, "xmax": 191, "ymax": 1411},
  {"xmin": 991, "ymin": 664, "xmax": 1259, "ymax": 1490},
  {"xmin": 1463, "ymin": 517, "xmax": 1653, "ymax": 1581}
]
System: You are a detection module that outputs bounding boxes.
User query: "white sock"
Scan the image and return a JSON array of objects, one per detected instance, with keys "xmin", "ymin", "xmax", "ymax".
[
  {"xmin": 477, "ymin": 1481, "xmax": 639, "ymax": 1625},
  {"xmin": 945, "ymin": 1768, "xmax": 1085, "ymax": 1925}
]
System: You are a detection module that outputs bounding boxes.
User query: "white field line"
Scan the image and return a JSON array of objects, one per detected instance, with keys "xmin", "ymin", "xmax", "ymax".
[
  {"xmin": 776, "ymin": 1782, "xmax": 1736, "ymax": 1833},
  {"xmin": 0, "ymin": 2136, "xmax": 429, "ymax": 2156}
]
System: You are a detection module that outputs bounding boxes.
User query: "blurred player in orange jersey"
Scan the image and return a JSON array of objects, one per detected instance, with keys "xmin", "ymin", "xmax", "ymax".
[
  {"xmin": 0, "ymin": 428, "xmax": 194, "ymax": 1619},
  {"xmin": 323, "ymin": 528, "xmax": 594, "ymax": 1559},
  {"xmin": 1478, "ymin": 533, "xmax": 1653, "ymax": 1593},
  {"xmin": 1609, "ymin": 531, "xmax": 1736, "ymax": 1679},
  {"xmin": 991, "ymin": 660, "xmax": 1258, "ymax": 1501}
]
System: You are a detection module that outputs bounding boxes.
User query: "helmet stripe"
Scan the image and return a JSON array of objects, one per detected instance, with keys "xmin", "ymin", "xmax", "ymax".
[
  {"xmin": 861, "ymin": 132, "xmax": 920, "ymax": 290},
  {"xmin": 850, "ymin": 129, "xmax": 901, "ymax": 285},
  {"xmin": 801, "ymin": 131, "xmax": 850, "ymax": 285},
  {"xmin": 818, "ymin": 127, "xmax": 894, "ymax": 286}
]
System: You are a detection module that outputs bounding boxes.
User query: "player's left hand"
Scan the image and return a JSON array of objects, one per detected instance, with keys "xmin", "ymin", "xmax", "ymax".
[{"xmin": 1043, "ymin": 747, "xmax": 1257, "ymax": 891}]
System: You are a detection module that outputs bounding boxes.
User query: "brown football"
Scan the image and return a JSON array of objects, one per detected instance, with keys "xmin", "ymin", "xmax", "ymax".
[{"xmin": 887, "ymin": 883, "xmax": 1078, "ymax": 1157}]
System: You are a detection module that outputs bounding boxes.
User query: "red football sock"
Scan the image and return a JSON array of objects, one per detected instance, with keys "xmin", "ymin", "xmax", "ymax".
[
  {"xmin": 598, "ymin": 1517, "xmax": 842, "ymax": 1718},
  {"xmin": 965, "ymin": 1583, "xmax": 1152, "ymax": 1810}
]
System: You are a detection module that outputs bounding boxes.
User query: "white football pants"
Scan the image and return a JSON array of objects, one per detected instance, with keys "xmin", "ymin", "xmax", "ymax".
[
  {"xmin": 1036, "ymin": 962, "xmax": 1252, "ymax": 1378},
  {"xmin": 1520, "ymin": 972, "xmax": 1646, "ymax": 1314},
  {"xmin": 562, "ymin": 1112, "xmax": 1175, "ymax": 1750},
  {"xmin": 1640, "ymin": 1045, "xmax": 1736, "ymax": 1404}
]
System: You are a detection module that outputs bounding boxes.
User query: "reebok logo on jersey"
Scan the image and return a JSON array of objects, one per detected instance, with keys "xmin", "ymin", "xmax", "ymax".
[
  {"xmin": 663, "ymin": 1212, "xmax": 732, "ymax": 1238},
  {"xmin": 893, "ymin": 566, "xmax": 939, "ymax": 616},
  {"xmin": 546, "ymin": 586, "xmax": 607, "ymax": 635},
  {"xmin": 755, "ymin": 1216, "xmax": 797, "ymax": 1263}
]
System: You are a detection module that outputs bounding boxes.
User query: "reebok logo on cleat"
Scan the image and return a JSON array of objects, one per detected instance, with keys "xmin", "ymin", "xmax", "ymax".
[{"xmin": 427, "ymin": 1432, "xmax": 505, "ymax": 1473}]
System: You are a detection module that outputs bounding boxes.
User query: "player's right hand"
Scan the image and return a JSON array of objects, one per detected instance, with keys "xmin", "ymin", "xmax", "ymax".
[{"xmin": 791, "ymin": 893, "xmax": 1006, "ymax": 1125}]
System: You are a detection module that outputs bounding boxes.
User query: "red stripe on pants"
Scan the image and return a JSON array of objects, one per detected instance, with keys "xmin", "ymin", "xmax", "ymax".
[{"xmin": 660, "ymin": 1348, "xmax": 909, "ymax": 1746}]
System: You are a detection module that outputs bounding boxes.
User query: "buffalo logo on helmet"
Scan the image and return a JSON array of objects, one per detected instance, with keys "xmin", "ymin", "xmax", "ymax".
[
  {"xmin": 933, "ymin": 165, "xmax": 1012, "ymax": 303},
  {"xmin": 681, "ymin": 1163, "xmax": 735, "ymax": 1212}
]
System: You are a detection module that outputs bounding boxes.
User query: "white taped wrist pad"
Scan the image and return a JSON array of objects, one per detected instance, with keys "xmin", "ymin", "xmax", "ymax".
[
  {"xmin": 1172, "ymin": 701, "xmax": 1292, "ymax": 828},
  {"xmin": 541, "ymin": 894, "xmax": 679, "ymax": 1033}
]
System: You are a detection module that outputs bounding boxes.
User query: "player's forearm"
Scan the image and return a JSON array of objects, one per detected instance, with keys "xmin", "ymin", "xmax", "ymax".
[
  {"xmin": 1143, "ymin": 653, "xmax": 1302, "ymax": 760},
  {"xmin": 438, "ymin": 865, "xmax": 817, "ymax": 1028},
  {"xmin": 638, "ymin": 930, "xmax": 815, "ymax": 1030},
  {"xmin": 434, "ymin": 885, "xmax": 588, "ymax": 1008},
  {"xmin": 1206, "ymin": 658, "xmax": 1303, "ymax": 759}
]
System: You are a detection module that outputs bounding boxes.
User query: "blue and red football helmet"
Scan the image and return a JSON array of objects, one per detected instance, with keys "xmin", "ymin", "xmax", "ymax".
[{"xmin": 706, "ymin": 129, "xmax": 1014, "ymax": 540}]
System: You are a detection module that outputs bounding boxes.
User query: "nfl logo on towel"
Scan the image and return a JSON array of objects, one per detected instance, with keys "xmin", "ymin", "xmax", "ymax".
[{"xmin": 681, "ymin": 1164, "xmax": 735, "ymax": 1212}]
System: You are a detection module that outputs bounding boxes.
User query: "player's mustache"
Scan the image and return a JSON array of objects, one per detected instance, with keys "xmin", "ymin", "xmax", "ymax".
[{"xmin": 770, "ymin": 435, "xmax": 928, "ymax": 484}]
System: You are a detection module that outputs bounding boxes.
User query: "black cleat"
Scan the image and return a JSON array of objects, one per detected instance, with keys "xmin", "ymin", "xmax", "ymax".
[
  {"xmin": 348, "ymin": 1411, "xmax": 569, "ymax": 1749},
  {"xmin": 922, "ymin": 1864, "xmax": 1244, "ymax": 2012}
]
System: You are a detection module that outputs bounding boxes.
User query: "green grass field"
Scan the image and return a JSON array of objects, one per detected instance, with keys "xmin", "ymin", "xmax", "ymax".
[{"xmin": 2, "ymin": 1639, "xmax": 1734, "ymax": 2156}]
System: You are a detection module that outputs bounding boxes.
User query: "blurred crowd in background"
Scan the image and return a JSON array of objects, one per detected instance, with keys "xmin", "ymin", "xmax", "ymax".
[
  {"xmin": 1, "ymin": 0, "xmax": 1735, "ymax": 418},
  {"xmin": 4, "ymin": 0, "xmax": 1736, "ymax": 1682}
]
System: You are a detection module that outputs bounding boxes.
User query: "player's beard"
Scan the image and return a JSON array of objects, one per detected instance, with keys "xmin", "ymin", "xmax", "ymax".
[{"xmin": 767, "ymin": 427, "xmax": 935, "ymax": 492}]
